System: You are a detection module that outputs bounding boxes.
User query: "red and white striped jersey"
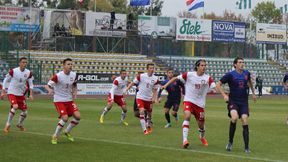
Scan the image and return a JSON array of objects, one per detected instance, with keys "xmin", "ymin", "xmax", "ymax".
[
  {"xmin": 47, "ymin": 71, "xmax": 77, "ymax": 102},
  {"xmin": 109, "ymin": 76, "xmax": 128, "ymax": 97},
  {"xmin": 177, "ymin": 71, "xmax": 215, "ymax": 108},
  {"xmin": 3, "ymin": 67, "xmax": 33, "ymax": 96},
  {"xmin": 133, "ymin": 73, "xmax": 159, "ymax": 101}
]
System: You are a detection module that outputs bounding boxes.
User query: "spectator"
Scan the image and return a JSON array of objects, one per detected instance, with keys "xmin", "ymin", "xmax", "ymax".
[{"xmin": 255, "ymin": 76, "xmax": 263, "ymax": 97}]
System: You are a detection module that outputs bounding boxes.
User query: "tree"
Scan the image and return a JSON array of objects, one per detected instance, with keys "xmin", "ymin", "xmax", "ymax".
[
  {"xmin": 251, "ymin": 1, "xmax": 282, "ymax": 24},
  {"xmin": 109, "ymin": 0, "xmax": 127, "ymax": 13},
  {"xmin": 145, "ymin": 0, "xmax": 163, "ymax": 16}
]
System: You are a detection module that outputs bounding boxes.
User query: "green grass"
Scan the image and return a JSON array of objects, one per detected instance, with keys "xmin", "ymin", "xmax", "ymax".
[{"xmin": 0, "ymin": 96, "xmax": 287, "ymax": 162}]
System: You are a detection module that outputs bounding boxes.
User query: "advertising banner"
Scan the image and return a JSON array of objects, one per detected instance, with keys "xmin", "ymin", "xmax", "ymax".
[
  {"xmin": 43, "ymin": 9, "xmax": 85, "ymax": 38},
  {"xmin": 176, "ymin": 18, "xmax": 212, "ymax": 41},
  {"xmin": 138, "ymin": 15, "xmax": 176, "ymax": 37},
  {"xmin": 212, "ymin": 20, "xmax": 246, "ymax": 42},
  {"xmin": 77, "ymin": 73, "xmax": 113, "ymax": 83},
  {"xmin": 0, "ymin": 6, "xmax": 40, "ymax": 32},
  {"xmin": 85, "ymin": 12, "xmax": 126, "ymax": 37},
  {"xmin": 256, "ymin": 23, "xmax": 286, "ymax": 44}
]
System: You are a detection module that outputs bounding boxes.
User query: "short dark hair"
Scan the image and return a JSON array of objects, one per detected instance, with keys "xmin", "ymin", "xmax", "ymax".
[
  {"xmin": 194, "ymin": 59, "xmax": 206, "ymax": 71},
  {"xmin": 233, "ymin": 57, "xmax": 244, "ymax": 68},
  {"xmin": 19, "ymin": 57, "xmax": 27, "ymax": 62},
  {"xmin": 167, "ymin": 68, "xmax": 174, "ymax": 72},
  {"xmin": 146, "ymin": 63, "xmax": 154, "ymax": 69},
  {"xmin": 63, "ymin": 58, "xmax": 72, "ymax": 65},
  {"xmin": 120, "ymin": 69, "xmax": 126, "ymax": 73}
]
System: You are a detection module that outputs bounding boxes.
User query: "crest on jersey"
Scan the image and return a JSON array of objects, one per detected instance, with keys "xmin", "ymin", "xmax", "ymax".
[
  {"xmin": 151, "ymin": 80, "xmax": 155, "ymax": 84},
  {"xmin": 24, "ymin": 74, "xmax": 27, "ymax": 78},
  {"xmin": 230, "ymin": 105, "xmax": 233, "ymax": 109},
  {"xmin": 244, "ymin": 75, "xmax": 248, "ymax": 80},
  {"xmin": 201, "ymin": 80, "xmax": 206, "ymax": 84},
  {"xmin": 70, "ymin": 77, "xmax": 74, "ymax": 81}
]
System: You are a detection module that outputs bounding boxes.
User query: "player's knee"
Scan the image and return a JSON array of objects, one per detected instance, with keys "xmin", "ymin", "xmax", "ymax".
[
  {"xmin": 61, "ymin": 116, "xmax": 69, "ymax": 122},
  {"xmin": 12, "ymin": 104, "xmax": 19, "ymax": 109}
]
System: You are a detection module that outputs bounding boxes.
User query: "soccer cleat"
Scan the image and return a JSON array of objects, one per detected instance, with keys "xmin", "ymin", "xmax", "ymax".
[
  {"xmin": 121, "ymin": 121, "xmax": 129, "ymax": 126},
  {"xmin": 199, "ymin": 136, "xmax": 208, "ymax": 146},
  {"xmin": 3, "ymin": 125, "xmax": 10, "ymax": 133},
  {"xmin": 51, "ymin": 136, "xmax": 58, "ymax": 144},
  {"xmin": 245, "ymin": 148, "xmax": 251, "ymax": 154},
  {"xmin": 16, "ymin": 124, "xmax": 26, "ymax": 131},
  {"xmin": 164, "ymin": 123, "xmax": 171, "ymax": 128},
  {"xmin": 64, "ymin": 132, "xmax": 74, "ymax": 142},
  {"xmin": 226, "ymin": 142, "xmax": 233, "ymax": 151},
  {"xmin": 144, "ymin": 130, "xmax": 149, "ymax": 135},
  {"xmin": 182, "ymin": 140, "xmax": 189, "ymax": 149},
  {"xmin": 147, "ymin": 126, "xmax": 153, "ymax": 133},
  {"xmin": 99, "ymin": 115, "xmax": 104, "ymax": 124}
]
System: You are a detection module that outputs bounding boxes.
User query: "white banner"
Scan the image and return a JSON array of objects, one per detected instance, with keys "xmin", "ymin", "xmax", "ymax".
[
  {"xmin": 138, "ymin": 16, "xmax": 176, "ymax": 37},
  {"xmin": 176, "ymin": 18, "xmax": 212, "ymax": 41},
  {"xmin": 85, "ymin": 12, "xmax": 126, "ymax": 37},
  {"xmin": 256, "ymin": 23, "xmax": 287, "ymax": 44}
]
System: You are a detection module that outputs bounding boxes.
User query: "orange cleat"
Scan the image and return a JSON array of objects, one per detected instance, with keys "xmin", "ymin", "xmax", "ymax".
[
  {"xmin": 144, "ymin": 130, "xmax": 149, "ymax": 135},
  {"xmin": 199, "ymin": 136, "xmax": 208, "ymax": 146},
  {"xmin": 3, "ymin": 125, "xmax": 10, "ymax": 133},
  {"xmin": 183, "ymin": 140, "xmax": 189, "ymax": 149},
  {"xmin": 147, "ymin": 126, "xmax": 153, "ymax": 133},
  {"xmin": 16, "ymin": 124, "xmax": 26, "ymax": 131}
]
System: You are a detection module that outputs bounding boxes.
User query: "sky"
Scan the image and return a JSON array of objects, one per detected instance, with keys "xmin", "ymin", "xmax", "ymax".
[{"xmin": 161, "ymin": 0, "xmax": 288, "ymax": 18}]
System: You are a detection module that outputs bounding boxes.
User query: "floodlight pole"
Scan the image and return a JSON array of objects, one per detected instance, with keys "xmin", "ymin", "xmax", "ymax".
[
  {"xmin": 94, "ymin": 0, "xmax": 96, "ymax": 12},
  {"xmin": 150, "ymin": 0, "xmax": 153, "ymax": 16}
]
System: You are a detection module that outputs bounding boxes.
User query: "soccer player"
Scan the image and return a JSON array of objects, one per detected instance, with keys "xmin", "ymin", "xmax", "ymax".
[
  {"xmin": 1, "ymin": 57, "xmax": 34, "ymax": 133},
  {"xmin": 45, "ymin": 58, "xmax": 80, "ymax": 144},
  {"xmin": 216, "ymin": 57, "xmax": 256, "ymax": 153},
  {"xmin": 162, "ymin": 59, "xmax": 215, "ymax": 148},
  {"xmin": 124, "ymin": 64, "xmax": 159, "ymax": 135},
  {"xmin": 99, "ymin": 69, "xmax": 129, "ymax": 126},
  {"xmin": 282, "ymin": 73, "xmax": 288, "ymax": 124},
  {"xmin": 158, "ymin": 69, "xmax": 184, "ymax": 128}
]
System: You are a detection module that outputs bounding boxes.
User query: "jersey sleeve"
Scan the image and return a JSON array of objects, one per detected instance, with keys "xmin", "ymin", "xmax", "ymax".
[
  {"xmin": 220, "ymin": 72, "xmax": 231, "ymax": 84},
  {"xmin": 47, "ymin": 74, "xmax": 58, "ymax": 87},
  {"xmin": 208, "ymin": 76, "xmax": 216, "ymax": 89},
  {"xmin": 177, "ymin": 72, "xmax": 187, "ymax": 83},
  {"xmin": 27, "ymin": 72, "xmax": 34, "ymax": 90},
  {"xmin": 133, "ymin": 74, "xmax": 140, "ymax": 84},
  {"xmin": 2, "ymin": 69, "xmax": 13, "ymax": 90}
]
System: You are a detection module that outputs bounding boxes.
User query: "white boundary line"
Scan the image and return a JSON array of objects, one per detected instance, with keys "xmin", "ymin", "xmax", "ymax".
[{"xmin": 17, "ymin": 131, "xmax": 284, "ymax": 162}]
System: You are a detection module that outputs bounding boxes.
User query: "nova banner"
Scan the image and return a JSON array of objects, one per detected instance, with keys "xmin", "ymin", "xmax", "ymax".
[
  {"xmin": 176, "ymin": 18, "xmax": 212, "ymax": 41},
  {"xmin": 256, "ymin": 23, "xmax": 286, "ymax": 44},
  {"xmin": 0, "ymin": 6, "xmax": 40, "ymax": 32},
  {"xmin": 212, "ymin": 20, "xmax": 246, "ymax": 42}
]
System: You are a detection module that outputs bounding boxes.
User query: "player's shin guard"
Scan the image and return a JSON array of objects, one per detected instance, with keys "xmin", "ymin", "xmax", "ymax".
[
  {"xmin": 53, "ymin": 119, "xmax": 66, "ymax": 137},
  {"xmin": 101, "ymin": 107, "xmax": 109, "ymax": 116},
  {"xmin": 165, "ymin": 112, "xmax": 171, "ymax": 124},
  {"xmin": 6, "ymin": 108, "xmax": 17, "ymax": 126},
  {"xmin": 199, "ymin": 128, "xmax": 205, "ymax": 138},
  {"xmin": 65, "ymin": 118, "xmax": 80, "ymax": 133},
  {"xmin": 182, "ymin": 120, "xmax": 190, "ymax": 142},
  {"xmin": 243, "ymin": 125, "xmax": 249, "ymax": 149},
  {"xmin": 229, "ymin": 121, "xmax": 236, "ymax": 144},
  {"xmin": 18, "ymin": 111, "xmax": 27, "ymax": 126},
  {"xmin": 139, "ymin": 115, "xmax": 147, "ymax": 132},
  {"xmin": 120, "ymin": 111, "xmax": 126, "ymax": 121}
]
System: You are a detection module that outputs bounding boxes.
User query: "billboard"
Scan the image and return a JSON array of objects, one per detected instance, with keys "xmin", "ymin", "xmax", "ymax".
[
  {"xmin": 176, "ymin": 18, "xmax": 212, "ymax": 41},
  {"xmin": 43, "ymin": 10, "xmax": 85, "ymax": 39},
  {"xmin": 256, "ymin": 23, "xmax": 287, "ymax": 44},
  {"xmin": 85, "ymin": 12, "xmax": 126, "ymax": 37},
  {"xmin": 138, "ymin": 16, "xmax": 176, "ymax": 37},
  {"xmin": 0, "ymin": 6, "xmax": 40, "ymax": 32},
  {"xmin": 212, "ymin": 20, "xmax": 246, "ymax": 42},
  {"xmin": 77, "ymin": 73, "xmax": 113, "ymax": 83}
]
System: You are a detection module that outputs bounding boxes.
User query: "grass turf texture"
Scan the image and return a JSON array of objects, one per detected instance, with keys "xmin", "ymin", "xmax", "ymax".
[{"xmin": 0, "ymin": 96, "xmax": 287, "ymax": 162}]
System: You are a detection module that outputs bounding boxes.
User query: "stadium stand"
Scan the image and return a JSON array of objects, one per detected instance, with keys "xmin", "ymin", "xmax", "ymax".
[
  {"xmin": 8, "ymin": 51, "xmax": 167, "ymax": 82},
  {"xmin": 158, "ymin": 56, "xmax": 284, "ymax": 87}
]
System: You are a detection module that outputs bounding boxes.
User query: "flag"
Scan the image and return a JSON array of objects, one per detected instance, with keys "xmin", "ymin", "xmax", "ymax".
[
  {"xmin": 186, "ymin": 0, "xmax": 204, "ymax": 11},
  {"xmin": 130, "ymin": 0, "xmax": 150, "ymax": 6}
]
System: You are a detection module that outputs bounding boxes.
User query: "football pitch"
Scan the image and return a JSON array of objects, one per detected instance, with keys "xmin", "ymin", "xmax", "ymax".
[{"xmin": 0, "ymin": 96, "xmax": 287, "ymax": 162}]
